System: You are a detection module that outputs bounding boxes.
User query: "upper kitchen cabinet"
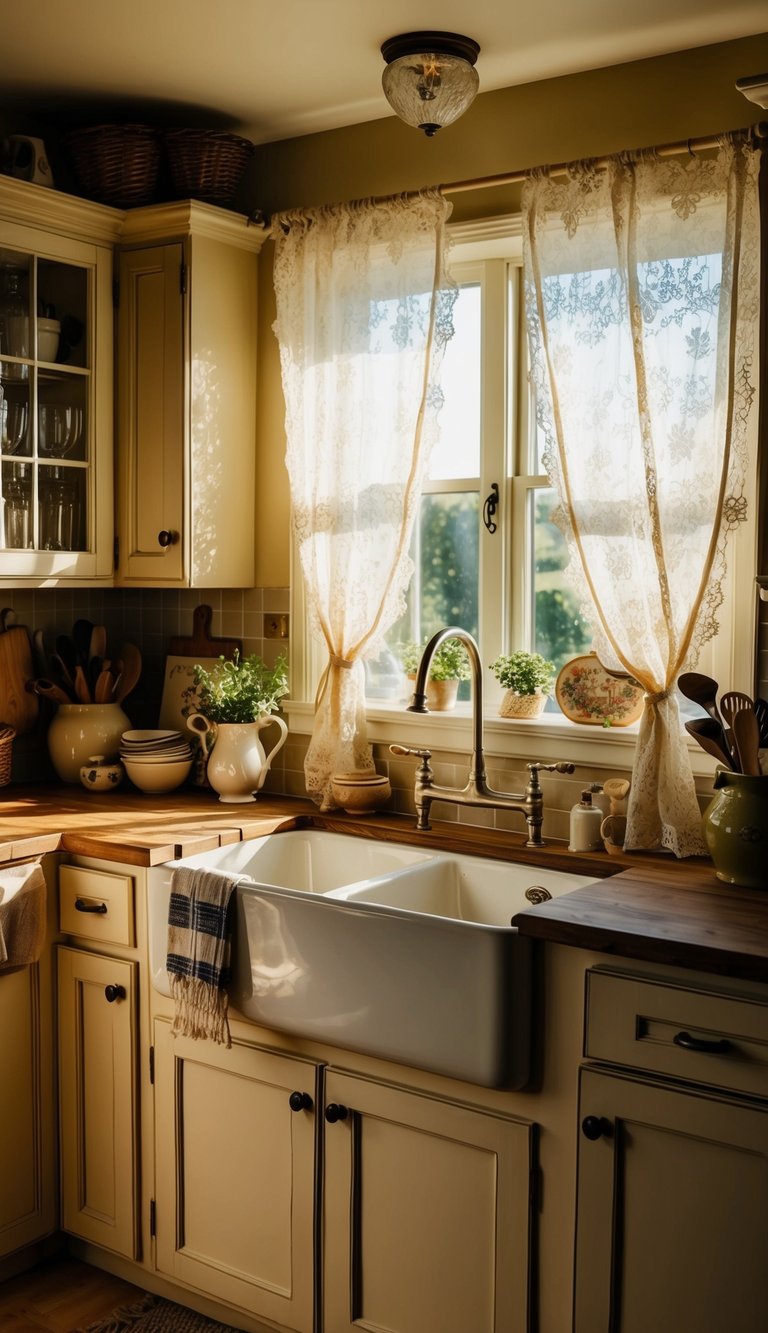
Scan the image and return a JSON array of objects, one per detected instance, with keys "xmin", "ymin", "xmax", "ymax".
[
  {"xmin": 115, "ymin": 202, "xmax": 266, "ymax": 587},
  {"xmin": 0, "ymin": 177, "xmax": 119, "ymax": 585}
]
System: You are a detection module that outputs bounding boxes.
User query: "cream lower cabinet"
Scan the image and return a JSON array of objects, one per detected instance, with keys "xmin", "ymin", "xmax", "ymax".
[
  {"xmin": 57, "ymin": 946, "xmax": 139, "ymax": 1259},
  {"xmin": 574, "ymin": 967, "xmax": 768, "ymax": 1333},
  {"xmin": 153, "ymin": 1019, "xmax": 318, "ymax": 1333},
  {"xmin": 0, "ymin": 880, "xmax": 57, "ymax": 1259},
  {"xmin": 322, "ymin": 1068, "xmax": 534, "ymax": 1333},
  {"xmin": 115, "ymin": 203, "xmax": 265, "ymax": 588},
  {"xmin": 153, "ymin": 1026, "xmax": 534, "ymax": 1333}
]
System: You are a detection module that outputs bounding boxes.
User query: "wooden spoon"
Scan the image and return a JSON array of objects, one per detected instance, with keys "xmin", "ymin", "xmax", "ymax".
[
  {"xmin": 733, "ymin": 708, "xmax": 761, "ymax": 776},
  {"xmin": 752, "ymin": 698, "xmax": 768, "ymax": 748},
  {"xmin": 29, "ymin": 677, "xmax": 72, "ymax": 706},
  {"xmin": 114, "ymin": 642, "xmax": 142, "ymax": 703},
  {"xmin": 685, "ymin": 718, "xmax": 735, "ymax": 769},
  {"xmin": 678, "ymin": 672, "xmax": 724, "ymax": 727}
]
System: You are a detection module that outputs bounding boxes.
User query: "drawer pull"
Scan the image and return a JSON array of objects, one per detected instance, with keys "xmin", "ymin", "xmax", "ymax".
[
  {"xmin": 74, "ymin": 898, "xmax": 108, "ymax": 914},
  {"xmin": 673, "ymin": 1030, "xmax": 732, "ymax": 1055},
  {"xmin": 104, "ymin": 984, "xmax": 126, "ymax": 1003}
]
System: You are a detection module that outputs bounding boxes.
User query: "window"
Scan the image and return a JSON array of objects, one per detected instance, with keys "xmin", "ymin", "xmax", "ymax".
[
  {"xmin": 380, "ymin": 231, "xmax": 592, "ymax": 708},
  {"xmin": 288, "ymin": 215, "xmax": 758, "ymax": 772}
]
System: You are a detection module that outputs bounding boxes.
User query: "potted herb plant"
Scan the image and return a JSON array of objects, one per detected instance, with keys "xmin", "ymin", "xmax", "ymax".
[
  {"xmin": 489, "ymin": 651, "xmax": 555, "ymax": 719},
  {"xmin": 184, "ymin": 651, "xmax": 289, "ymax": 802},
  {"xmin": 399, "ymin": 638, "xmax": 471, "ymax": 711}
]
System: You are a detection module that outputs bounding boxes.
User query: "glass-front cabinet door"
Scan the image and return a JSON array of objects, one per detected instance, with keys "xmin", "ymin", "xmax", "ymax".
[{"xmin": 0, "ymin": 188, "xmax": 118, "ymax": 583}]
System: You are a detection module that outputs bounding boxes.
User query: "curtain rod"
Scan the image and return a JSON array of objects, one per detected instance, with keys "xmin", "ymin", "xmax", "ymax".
[
  {"xmin": 254, "ymin": 122, "xmax": 767, "ymax": 230},
  {"xmin": 440, "ymin": 121, "xmax": 768, "ymax": 196}
]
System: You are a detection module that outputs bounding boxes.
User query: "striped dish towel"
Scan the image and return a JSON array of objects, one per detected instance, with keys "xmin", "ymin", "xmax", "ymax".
[{"xmin": 167, "ymin": 865, "xmax": 245, "ymax": 1047}]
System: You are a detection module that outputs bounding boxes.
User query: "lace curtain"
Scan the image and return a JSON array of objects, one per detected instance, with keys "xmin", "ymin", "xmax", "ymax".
[
  {"xmin": 523, "ymin": 137, "xmax": 760, "ymax": 856},
  {"xmin": 272, "ymin": 190, "xmax": 456, "ymax": 808}
]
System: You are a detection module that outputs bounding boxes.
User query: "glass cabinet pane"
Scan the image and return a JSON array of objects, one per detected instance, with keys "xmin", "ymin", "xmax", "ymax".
[{"xmin": 0, "ymin": 247, "xmax": 91, "ymax": 554}]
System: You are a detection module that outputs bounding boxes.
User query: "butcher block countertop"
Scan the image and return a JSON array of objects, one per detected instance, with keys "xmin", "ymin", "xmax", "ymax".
[{"xmin": 2, "ymin": 785, "xmax": 767, "ymax": 982}]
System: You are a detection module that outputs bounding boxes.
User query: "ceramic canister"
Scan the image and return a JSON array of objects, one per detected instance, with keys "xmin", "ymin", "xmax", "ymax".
[
  {"xmin": 47, "ymin": 703, "xmax": 131, "ymax": 784},
  {"xmin": 702, "ymin": 768, "xmax": 768, "ymax": 889}
]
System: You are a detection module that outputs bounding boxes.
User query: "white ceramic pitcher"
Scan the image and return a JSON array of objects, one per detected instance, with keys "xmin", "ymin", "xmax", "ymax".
[{"xmin": 187, "ymin": 712, "xmax": 288, "ymax": 803}]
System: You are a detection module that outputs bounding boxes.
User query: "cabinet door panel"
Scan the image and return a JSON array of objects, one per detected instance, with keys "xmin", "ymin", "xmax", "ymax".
[
  {"xmin": 323, "ymin": 1069, "xmax": 533, "ymax": 1333},
  {"xmin": 116, "ymin": 244, "xmax": 184, "ymax": 582},
  {"xmin": 154, "ymin": 1020, "xmax": 316, "ymax": 1333},
  {"xmin": 575, "ymin": 1067, "xmax": 768, "ymax": 1333},
  {"xmin": 57, "ymin": 947, "xmax": 138, "ymax": 1258},
  {"xmin": 0, "ymin": 960, "xmax": 56, "ymax": 1255}
]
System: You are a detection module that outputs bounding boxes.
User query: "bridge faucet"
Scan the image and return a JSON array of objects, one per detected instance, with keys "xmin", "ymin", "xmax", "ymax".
[{"xmin": 390, "ymin": 626, "xmax": 574, "ymax": 845}]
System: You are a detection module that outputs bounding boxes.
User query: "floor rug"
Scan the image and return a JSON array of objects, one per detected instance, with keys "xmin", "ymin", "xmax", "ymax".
[{"xmin": 77, "ymin": 1291, "xmax": 245, "ymax": 1333}]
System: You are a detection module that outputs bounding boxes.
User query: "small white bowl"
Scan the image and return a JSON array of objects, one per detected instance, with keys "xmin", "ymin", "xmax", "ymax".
[{"xmin": 122, "ymin": 757, "xmax": 193, "ymax": 793}]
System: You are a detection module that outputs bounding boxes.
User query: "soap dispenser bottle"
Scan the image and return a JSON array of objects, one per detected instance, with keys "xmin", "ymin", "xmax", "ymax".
[{"xmin": 569, "ymin": 789, "xmax": 603, "ymax": 852}]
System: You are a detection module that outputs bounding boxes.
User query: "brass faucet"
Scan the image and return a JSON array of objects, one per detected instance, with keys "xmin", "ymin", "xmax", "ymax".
[{"xmin": 390, "ymin": 626, "xmax": 574, "ymax": 845}]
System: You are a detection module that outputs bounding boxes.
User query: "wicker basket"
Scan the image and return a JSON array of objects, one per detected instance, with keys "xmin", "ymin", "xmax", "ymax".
[
  {"xmin": 0, "ymin": 725, "xmax": 15, "ymax": 786},
  {"xmin": 65, "ymin": 124, "xmax": 161, "ymax": 207},
  {"xmin": 164, "ymin": 129, "xmax": 254, "ymax": 203}
]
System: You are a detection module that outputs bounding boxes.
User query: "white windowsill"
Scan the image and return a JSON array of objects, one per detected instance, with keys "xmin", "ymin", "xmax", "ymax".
[{"xmin": 284, "ymin": 699, "xmax": 718, "ymax": 781}]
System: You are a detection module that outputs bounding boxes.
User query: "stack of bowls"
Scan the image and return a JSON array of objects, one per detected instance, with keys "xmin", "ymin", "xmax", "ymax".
[{"xmin": 120, "ymin": 729, "xmax": 194, "ymax": 793}]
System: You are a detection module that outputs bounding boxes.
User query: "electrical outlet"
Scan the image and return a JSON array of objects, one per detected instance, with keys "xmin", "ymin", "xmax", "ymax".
[{"xmin": 264, "ymin": 613, "xmax": 290, "ymax": 639}]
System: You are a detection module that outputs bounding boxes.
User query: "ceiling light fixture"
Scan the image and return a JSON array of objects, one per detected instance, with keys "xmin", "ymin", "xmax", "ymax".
[
  {"xmin": 381, "ymin": 31, "xmax": 480, "ymax": 137},
  {"xmin": 735, "ymin": 73, "xmax": 768, "ymax": 110}
]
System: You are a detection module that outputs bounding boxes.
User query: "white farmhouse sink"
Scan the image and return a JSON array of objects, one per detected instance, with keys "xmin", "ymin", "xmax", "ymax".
[{"xmin": 147, "ymin": 829, "xmax": 599, "ymax": 1088}]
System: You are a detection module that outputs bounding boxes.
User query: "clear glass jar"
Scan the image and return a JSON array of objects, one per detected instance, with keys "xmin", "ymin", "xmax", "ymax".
[
  {"xmin": 0, "ymin": 266, "xmax": 29, "ymax": 361},
  {"xmin": 2, "ymin": 462, "xmax": 32, "ymax": 548}
]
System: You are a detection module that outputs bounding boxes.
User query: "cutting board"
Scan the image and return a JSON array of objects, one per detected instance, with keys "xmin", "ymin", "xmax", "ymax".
[
  {"xmin": 0, "ymin": 625, "xmax": 38, "ymax": 734},
  {"xmin": 158, "ymin": 606, "xmax": 242, "ymax": 737},
  {"xmin": 167, "ymin": 604, "xmax": 242, "ymax": 660}
]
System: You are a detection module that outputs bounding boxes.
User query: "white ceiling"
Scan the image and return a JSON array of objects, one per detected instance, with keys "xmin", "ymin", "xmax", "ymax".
[{"xmin": 3, "ymin": 0, "xmax": 767, "ymax": 144}]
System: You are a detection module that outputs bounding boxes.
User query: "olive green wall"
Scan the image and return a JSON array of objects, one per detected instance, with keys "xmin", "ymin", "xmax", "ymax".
[{"xmin": 249, "ymin": 33, "xmax": 768, "ymax": 587}]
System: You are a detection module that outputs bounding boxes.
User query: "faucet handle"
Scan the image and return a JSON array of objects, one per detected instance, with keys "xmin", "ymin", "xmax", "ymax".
[
  {"xmin": 528, "ymin": 761, "xmax": 575, "ymax": 775},
  {"xmin": 390, "ymin": 743, "xmax": 432, "ymax": 760}
]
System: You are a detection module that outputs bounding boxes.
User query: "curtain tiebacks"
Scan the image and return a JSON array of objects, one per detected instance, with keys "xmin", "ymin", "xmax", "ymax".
[
  {"xmin": 315, "ymin": 654, "xmax": 355, "ymax": 711},
  {"xmin": 645, "ymin": 687, "xmax": 671, "ymax": 707}
]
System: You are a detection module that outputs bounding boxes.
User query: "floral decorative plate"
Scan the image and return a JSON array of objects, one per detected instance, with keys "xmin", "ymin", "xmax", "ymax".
[{"xmin": 555, "ymin": 653, "xmax": 645, "ymax": 727}]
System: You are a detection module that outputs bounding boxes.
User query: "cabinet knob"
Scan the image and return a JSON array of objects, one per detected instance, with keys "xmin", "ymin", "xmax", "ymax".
[
  {"xmin": 104, "ymin": 984, "xmax": 126, "ymax": 1003},
  {"xmin": 289, "ymin": 1091, "xmax": 313, "ymax": 1113},
  {"xmin": 581, "ymin": 1115, "xmax": 611, "ymax": 1141},
  {"xmin": 325, "ymin": 1103, "xmax": 349, "ymax": 1124},
  {"xmin": 157, "ymin": 529, "xmax": 178, "ymax": 548}
]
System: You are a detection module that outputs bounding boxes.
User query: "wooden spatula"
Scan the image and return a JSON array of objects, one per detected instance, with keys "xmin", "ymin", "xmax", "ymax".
[{"xmin": 733, "ymin": 708, "xmax": 761, "ymax": 776}]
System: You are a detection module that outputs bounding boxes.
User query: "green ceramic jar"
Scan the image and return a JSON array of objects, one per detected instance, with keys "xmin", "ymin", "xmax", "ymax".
[{"xmin": 702, "ymin": 769, "xmax": 768, "ymax": 889}]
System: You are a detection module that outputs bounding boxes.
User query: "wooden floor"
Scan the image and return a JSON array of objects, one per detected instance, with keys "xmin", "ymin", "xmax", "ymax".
[{"xmin": 0, "ymin": 1257, "xmax": 146, "ymax": 1332}]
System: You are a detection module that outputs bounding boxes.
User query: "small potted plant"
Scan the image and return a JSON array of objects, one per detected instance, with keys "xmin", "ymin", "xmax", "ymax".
[
  {"xmin": 184, "ymin": 651, "xmax": 290, "ymax": 802},
  {"xmin": 489, "ymin": 651, "xmax": 555, "ymax": 719},
  {"xmin": 398, "ymin": 638, "xmax": 471, "ymax": 711}
]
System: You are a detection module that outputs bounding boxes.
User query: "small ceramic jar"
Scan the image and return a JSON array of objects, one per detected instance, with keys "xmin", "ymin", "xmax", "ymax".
[
  {"xmin": 79, "ymin": 754, "xmax": 124, "ymax": 792},
  {"xmin": 330, "ymin": 772, "xmax": 392, "ymax": 814}
]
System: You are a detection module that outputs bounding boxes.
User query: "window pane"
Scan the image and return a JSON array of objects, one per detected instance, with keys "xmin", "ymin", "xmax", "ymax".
[
  {"xmin": 531, "ymin": 488, "xmax": 592, "ymax": 674},
  {"xmin": 429, "ymin": 283, "xmax": 481, "ymax": 481},
  {"xmin": 384, "ymin": 491, "xmax": 480, "ymax": 701}
]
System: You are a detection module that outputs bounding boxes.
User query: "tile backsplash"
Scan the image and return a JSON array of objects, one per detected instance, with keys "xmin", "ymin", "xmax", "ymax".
[
  {"xmin": 4, "ymin": 584, "xmax": 717, "ymax": 848},
  {"xmin": 3, "ymin": 586, "xmax": 288, "ymax": 782}
]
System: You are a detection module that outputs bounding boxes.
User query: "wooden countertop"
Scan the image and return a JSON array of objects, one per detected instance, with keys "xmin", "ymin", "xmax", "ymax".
[{"xmin": 3, "ymin": 784, "xmax": 767, "ymax": 981}]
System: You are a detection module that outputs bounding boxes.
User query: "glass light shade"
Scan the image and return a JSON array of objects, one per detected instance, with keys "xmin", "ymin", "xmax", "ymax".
[{"xmin": 382, "ymin": 47, "xmax": 479, "ymax": 136}]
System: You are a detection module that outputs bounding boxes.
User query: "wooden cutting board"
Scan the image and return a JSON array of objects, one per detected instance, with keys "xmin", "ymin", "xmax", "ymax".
[
  {"xmin": 0, "ymin": 625, "xmax": 38, "ymax": 734},
  {"xmin": 167, "ymin": 604, "xmax": 242, "ymax": 660}
]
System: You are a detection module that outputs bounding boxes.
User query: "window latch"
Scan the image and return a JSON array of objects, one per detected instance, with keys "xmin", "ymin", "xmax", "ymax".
[{"xmin": 482, "ymin": 482, "xmax": 499, "ymax": 534}]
